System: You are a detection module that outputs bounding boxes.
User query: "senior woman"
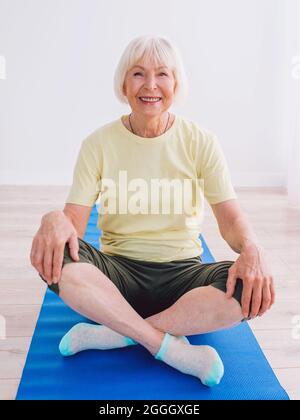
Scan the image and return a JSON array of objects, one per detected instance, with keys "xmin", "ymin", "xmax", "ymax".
[{"xmin": 30, "ymin": 35, "xmax": 275, "ymax": 387}]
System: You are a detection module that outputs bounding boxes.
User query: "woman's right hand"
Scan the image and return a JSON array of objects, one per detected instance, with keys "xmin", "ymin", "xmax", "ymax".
[{"xmin": 30, "ymin": 211, "xmax": 80, "ymax": 286}]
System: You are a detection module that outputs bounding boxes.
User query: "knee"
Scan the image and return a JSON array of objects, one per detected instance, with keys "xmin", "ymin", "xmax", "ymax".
[
  {"xmin": 60, "ymin": 262, "xmax": 85, "ymax": 289},
  {"xmin": 212, "ymin": 260, "xmax": 244, "ymax": 306},
  {"xmin": 60, "ymin": 261, "xmax": 101, "ymax": 290}
]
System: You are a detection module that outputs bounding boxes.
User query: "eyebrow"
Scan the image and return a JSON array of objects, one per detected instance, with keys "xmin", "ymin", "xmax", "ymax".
[{"xmin": 132, "ymin": 65, "xmax": 168, "ymax": 70}]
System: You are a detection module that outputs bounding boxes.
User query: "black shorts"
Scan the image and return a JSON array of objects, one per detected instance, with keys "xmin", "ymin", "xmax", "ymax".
[{"xmin": 39, "ymin": 237, "xmax": 246, "ymax": 319}]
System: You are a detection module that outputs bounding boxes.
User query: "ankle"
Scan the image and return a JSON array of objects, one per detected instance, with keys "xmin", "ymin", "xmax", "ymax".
[{"xmin": 145, "ymin": 330, "xmax": 166, "ymax": 356}]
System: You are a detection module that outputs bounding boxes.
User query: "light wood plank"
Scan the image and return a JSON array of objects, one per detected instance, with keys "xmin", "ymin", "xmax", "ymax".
[
  {"xmin": 251, "ymin": 329, "xmax": 300, "ymax": 369},
  {"xmin": 0, "ymin": 379, "xmax": 19, "ymax": 400},
  {"xmin": 0, "ymin": 337, "xmax": 31, "ymax": 379},
  {"xmin": 249, "ymin": 300, "xmax": 300, "ymax": 330},
  {"xmin": 274, "ymin": 368, "xmax": 300, "ymax": 400},
  {"xmin": 0, "ymin": 281, "xmax": 46, "ymax": 305},
  {"xmin": 0, "ymin": 305, "xmax": 41, "ymax": 337}
]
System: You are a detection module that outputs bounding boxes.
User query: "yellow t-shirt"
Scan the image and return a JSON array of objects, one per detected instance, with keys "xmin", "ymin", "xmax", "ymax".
[{"xmin": 66, "ymin": 115, "xmax": 237, "ymax": 262}]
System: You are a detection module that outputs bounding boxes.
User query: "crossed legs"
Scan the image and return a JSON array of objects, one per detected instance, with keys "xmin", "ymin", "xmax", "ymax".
[{"xmin": 58, "ymin": 262, "xmax": 244, "ymax": 356}]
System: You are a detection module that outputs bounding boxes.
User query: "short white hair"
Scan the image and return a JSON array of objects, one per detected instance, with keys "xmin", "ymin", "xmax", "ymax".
[{"xmin": 114, "ymin": 35, "xmax": 189, "ymax": 107}]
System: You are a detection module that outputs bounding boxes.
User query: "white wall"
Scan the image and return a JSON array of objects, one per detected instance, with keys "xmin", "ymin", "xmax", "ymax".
[
  {"xmin": 0, "ymin": 0, "xmax": 290, "ymax": 187},
  {"xmin": 282, "ymin": 0, "xmax": 300, "ymax": 208}
]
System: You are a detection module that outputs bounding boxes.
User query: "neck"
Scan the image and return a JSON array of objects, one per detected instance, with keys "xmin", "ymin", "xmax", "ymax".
[{"xmin": 129, "ymin": 112, "xmax": 170, "ymax": 138}]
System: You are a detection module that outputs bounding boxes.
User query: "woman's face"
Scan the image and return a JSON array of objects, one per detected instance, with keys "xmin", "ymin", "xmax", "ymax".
[{"xmin": 123, "ymin": 60, "xmax": 176, "ymax": 117}]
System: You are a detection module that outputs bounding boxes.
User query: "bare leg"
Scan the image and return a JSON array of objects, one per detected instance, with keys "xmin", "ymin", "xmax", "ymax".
[
  {"xmin": 145, "ymin": 286, "xmax": 244, "ymax": 336},
  {"xmin": 59, "ymin": 262, "xmax": 164, "ymax": 356},
  {"xmin": 58, "ymin": 264, "xmax": 233, "ymax": 387}
]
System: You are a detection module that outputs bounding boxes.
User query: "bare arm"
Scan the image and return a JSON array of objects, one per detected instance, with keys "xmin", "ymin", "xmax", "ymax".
[
  {"xmin": 63, "ymin": 203, "xmax": 93, "ymax": 239},
  {"xmin": 30, "ymin": 203, "xmax": 93, "ymax": 286},
  {"xmin": 210, "ymin": 199, "xmax": 261, "ymax": 253},
  {"xmin": 210, "ymin": 199, "xmax": 275, "ymax": 318}
]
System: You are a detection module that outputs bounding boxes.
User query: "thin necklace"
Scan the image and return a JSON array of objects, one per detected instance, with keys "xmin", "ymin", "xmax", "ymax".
[{"xmin": 129, "ymin": 112, "xmax": 170, "ymax": 137}]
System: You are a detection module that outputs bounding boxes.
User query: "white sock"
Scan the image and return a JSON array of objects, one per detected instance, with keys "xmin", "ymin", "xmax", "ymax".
[
  {"xmin": 155, "ymin": 333, "xmax": 224, "ymax": 387},
  {"xmin": 59, "ymin": 322, "xmax": 189, "ymax": 356}
]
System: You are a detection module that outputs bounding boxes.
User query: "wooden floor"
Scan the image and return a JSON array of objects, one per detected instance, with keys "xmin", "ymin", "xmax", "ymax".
[{"xmin": 0, "ymin": 186, "xmax": 299, "ymax": 400}]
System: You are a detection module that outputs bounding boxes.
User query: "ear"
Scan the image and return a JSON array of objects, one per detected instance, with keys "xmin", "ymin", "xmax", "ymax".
[
  {"xmin": 173, "ymin": 82, "xmax": 177, "ymax": 96},
  {"xmin": 122, "ymin": 80, "xmax": 127, "ymax": 96},
  {"xmin": 173, "ymin": 75, "xmax": 177, "ymax": 93}
]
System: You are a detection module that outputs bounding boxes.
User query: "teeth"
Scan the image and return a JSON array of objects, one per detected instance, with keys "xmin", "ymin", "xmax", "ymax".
[{"xmin": 140, "ymin": 97, "xmax": 161, "ymax": 102}]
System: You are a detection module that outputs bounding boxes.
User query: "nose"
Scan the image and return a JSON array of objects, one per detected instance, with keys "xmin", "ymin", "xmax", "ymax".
[{"xmin": 144, "ymin": 74, "xmax": 158, "ymax": 90}]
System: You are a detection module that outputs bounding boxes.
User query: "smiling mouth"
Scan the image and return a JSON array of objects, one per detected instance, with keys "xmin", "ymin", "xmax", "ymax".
[{"xmin": 139, "ymin": 97, "xmax": 162, "ymax": 103}]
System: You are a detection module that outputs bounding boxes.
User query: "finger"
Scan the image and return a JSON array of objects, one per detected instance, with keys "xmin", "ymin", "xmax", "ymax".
[
  {"xmin": 31, "ymin": 238, "xmax": 45, "ymax": 277},
  {"xmin": 52, "ymin": 244, "xmax": 65, "ymax": 284},
  {"xmin": 68, "ymin": 234, "xmax": 80, "ymax": 261},
  {"xmin": 258, "ymin": 283, "xmax": 271, "ymax": 316},
  {"xmin": 250, "ymin": 280, "xmax": 263, "ymax": 318},
  {"xmin": 35, "ymin": 253, "xmax": 45, "ymax": 279},
  {"xmin": 226, "ymin": 269, "xmax": 237, "ymax": 299},
  {"xmin": 43, "ymin": 247, "xmax": 55, "ymax": 285},
  {"xmin": 30, "ymin": 237, "xmax": 37, "ymax": 266},
  {"xmin": 241, "ymin": 282, "xmax": 253, "ymax": 319},
  {"xmin": 270, "ymin": 279, "xmax": 276, "ymax": 306}
]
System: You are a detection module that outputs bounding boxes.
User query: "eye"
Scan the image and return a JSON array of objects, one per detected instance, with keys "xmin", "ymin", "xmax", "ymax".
[{"xmin": 133, "ymin": 72, "xmax": 168, "ymax": 77}]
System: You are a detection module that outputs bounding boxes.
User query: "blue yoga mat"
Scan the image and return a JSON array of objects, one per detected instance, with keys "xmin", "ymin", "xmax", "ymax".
[{"xmin": 17, "ymin": 205, "xmax": 289, "ymax": 400}]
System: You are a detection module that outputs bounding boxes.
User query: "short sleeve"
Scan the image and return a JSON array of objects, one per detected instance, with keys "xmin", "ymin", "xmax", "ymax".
[
  {"xmin": 196, "ymin": 130, "xmax": 237, "ymax": 205},
  {"xmin": 66, "ymin": 136, "xmax": 102, "ymax": 207}
]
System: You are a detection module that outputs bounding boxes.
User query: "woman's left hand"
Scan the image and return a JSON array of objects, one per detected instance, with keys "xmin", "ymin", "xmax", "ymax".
[{"xmin": 225, "ymin": 244, "xmax": 276, "ymax": 319}]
